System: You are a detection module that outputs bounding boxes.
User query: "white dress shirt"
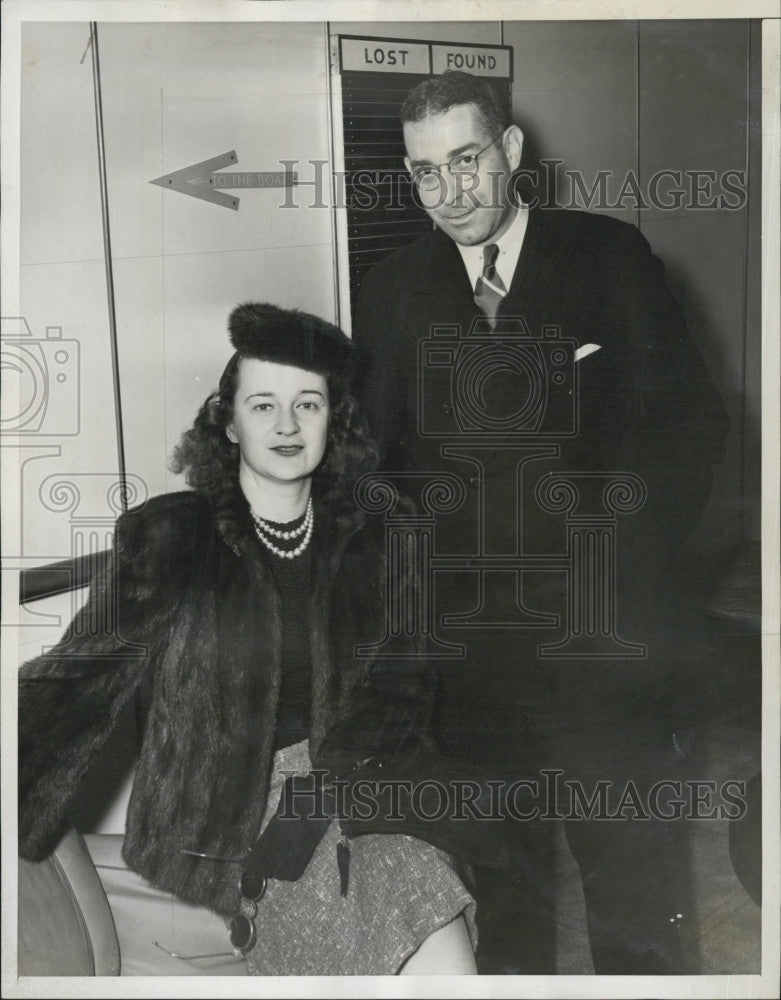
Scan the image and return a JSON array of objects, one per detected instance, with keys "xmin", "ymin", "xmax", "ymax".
[{"xmin": 456, "ymin": 204, "xmax": 530, "ymax": 293}]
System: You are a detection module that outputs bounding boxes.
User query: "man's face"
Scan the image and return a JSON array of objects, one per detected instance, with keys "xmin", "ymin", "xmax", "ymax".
[{"xmin": 403, "ymin": 103, "xmax": 523, "ymax": 246}]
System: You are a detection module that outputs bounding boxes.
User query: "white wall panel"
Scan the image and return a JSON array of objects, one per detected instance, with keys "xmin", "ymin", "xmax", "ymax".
[
  {"xmin": 156, "ymin": 95, "xmax": 332, "ymax": 256},
  {"xmin": 18, "ymin": 23, "xmax": 117, "ymax": 581},
  {"xmin": 20, "ymin": 24, "xmax": 104, "ymax": 268},
  {"xmin": 96, "ymin": 21, "xmax": 335, "ymax": 502}
]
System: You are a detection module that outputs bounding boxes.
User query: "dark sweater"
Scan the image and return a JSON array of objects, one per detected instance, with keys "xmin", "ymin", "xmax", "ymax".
[{"xmin": 255, "ymin": 511, "xmax": 314, "ymax": 751}]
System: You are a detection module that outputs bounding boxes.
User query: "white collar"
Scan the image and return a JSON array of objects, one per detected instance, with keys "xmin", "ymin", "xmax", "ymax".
[{"xmin": 456, "ymin": 204, "xmax": 529, "ymax": 292}]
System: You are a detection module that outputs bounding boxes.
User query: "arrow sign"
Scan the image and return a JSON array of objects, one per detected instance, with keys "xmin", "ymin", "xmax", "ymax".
[{"xmin": 150, "ymin": 151, "xmax": 298, "ymax": 210}]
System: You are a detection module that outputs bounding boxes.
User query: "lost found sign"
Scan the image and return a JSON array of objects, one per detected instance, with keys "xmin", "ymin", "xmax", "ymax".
[{"xmin": 339, "ymin": 36, "xmax": 512, "ymax": 79}]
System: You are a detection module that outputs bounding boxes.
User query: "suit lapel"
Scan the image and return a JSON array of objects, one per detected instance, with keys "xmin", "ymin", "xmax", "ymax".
[
  {"xmin": 408, "ymin": 215, "xmax": 561, "ymax": 331},
  {"xmin": 407, "ymin": 229, "xmax": 476, "ymax": 330},
  {"xmin": 501, "ymin": 207, "xmax": 561, "ymax": 319},
  {"xmin": 411, "ymin": 208, "xmax": 567, "ymax": 325}
]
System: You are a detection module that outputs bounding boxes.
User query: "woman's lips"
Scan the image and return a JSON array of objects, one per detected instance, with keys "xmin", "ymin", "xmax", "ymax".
[{"xmin": 271, "ymin": 445, "xmax": 304, "ymax": 456}]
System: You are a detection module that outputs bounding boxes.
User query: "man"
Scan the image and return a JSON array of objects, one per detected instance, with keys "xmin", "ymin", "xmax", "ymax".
[{"xmin": 354, "ymin": 71, "xmax": 728, "ymax": 974}]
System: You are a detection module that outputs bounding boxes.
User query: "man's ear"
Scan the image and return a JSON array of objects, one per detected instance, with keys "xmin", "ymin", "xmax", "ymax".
[
  {"xmin": 403, "ymin": 155, "xmax": 412, "ymax": 175},
  {"xmin": 226, "ymin": 423, "xmax": 238, "ymax": 444},
  {"xmin": 503, "ymin": 125, "xmax": 524, "ymax": 172}
]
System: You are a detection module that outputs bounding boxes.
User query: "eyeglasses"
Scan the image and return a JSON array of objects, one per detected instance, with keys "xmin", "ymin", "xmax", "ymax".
[
  {"xmin": 153, "ymin": 850, "xmax": 267, "ymax": 962},
  {"xmin": 410, "ymin": 133, "xmax": 505, "ymax": 191}
]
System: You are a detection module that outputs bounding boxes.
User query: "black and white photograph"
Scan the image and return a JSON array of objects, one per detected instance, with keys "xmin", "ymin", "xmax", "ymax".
[{"xmin": 1, "ymin": 1, "xmax": 779, "ymax": 997}]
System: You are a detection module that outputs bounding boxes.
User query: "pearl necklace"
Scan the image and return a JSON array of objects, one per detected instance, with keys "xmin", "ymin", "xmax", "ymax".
[{"xmin": 251, "ymin": 498, "xmax": 314, "ymax": 560}]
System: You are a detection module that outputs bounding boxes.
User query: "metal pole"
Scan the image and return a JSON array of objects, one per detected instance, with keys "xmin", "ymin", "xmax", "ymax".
[{"xmin": 89, "ymin": 22, "xmax": 128, "ymax": 512}]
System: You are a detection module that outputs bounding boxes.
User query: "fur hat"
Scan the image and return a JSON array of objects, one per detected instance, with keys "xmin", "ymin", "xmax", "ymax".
[{"xmin": 228, "ymin": 302, "xmax": 358, "ymax": 383}]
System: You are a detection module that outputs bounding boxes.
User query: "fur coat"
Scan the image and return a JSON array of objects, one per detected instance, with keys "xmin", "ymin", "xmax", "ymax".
[{"xmin": 18, "ymin": 487, "xmax": 435, "ymax": 914}]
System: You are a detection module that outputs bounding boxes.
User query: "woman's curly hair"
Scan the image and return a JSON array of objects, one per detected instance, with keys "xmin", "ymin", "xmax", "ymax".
[{"xmin": 169, "ymin": 352, "xmax": 378, "ymax": 505}]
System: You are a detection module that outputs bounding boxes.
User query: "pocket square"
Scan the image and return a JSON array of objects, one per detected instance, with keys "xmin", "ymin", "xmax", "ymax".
[{"xmin": 574, "ymin": 343, "xmax": 602, "ymax": 363}]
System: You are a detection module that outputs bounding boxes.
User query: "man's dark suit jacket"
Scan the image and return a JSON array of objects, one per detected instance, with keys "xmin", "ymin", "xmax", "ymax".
[{"xmin": 354, "ymin": 206, "xmax": 729, "ymax": 763}]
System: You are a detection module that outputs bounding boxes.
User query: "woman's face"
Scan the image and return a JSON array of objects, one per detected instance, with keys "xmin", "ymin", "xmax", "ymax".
[{"xmin": 226, "ymin": 358, "xmax": 330, "ymax": 489}]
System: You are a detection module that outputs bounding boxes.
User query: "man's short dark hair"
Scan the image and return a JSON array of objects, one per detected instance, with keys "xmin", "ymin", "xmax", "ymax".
[{"xmin": 399, "ymin": 70, "xmax": 508, "ymax": 138}]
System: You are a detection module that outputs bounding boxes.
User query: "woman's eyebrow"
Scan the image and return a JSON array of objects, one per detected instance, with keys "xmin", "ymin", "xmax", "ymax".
[{"xmin": 244, "ymin": 389, "xmax": 326, "ymax": 402}]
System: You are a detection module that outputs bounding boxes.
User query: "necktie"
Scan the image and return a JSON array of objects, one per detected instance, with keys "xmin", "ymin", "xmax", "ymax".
[{"xmin": 473, "ymin": 243, "xmax": 507, "ymax": 329}]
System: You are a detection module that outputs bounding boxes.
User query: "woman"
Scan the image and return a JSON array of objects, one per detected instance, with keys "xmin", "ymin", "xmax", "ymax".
[{"xmin": 18, "ymin": 302, "xmax": 477, "ymax": 975}]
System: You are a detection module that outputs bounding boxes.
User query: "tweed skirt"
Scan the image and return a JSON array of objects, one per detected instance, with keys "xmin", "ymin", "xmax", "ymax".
[{"xmin": 245, "ymin": 739, "xmax": 478, "ymax": 976}]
